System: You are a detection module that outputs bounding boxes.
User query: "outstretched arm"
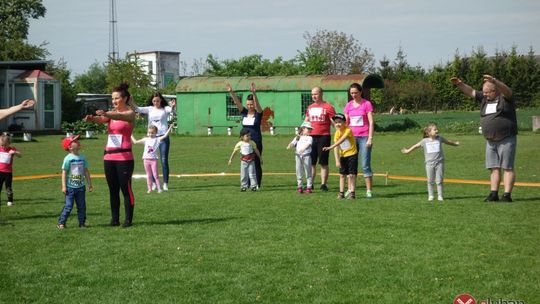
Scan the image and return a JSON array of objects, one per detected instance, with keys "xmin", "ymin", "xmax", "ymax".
[
  {"xmin": 159, "ymin": 125, "xmax": 174, "ymax": 141},
  {"xmin": 227, "ymin": 83, "xmax": 244, "ymax": 112},
  {"xmin": 450, "ymin": 77, "xmax": 475, "ymax": 98},
  {"xmin": 131, "ymin": 135, "xmax": 145, "ymax": 144},
  {"xmin": 401, "ymin": 141, "xmax": 422, "ymax": 154},
  {"xmin": 442, "ymin": 138, "xmax": 460, "ymax": 146},
  {"xmin": 322, "ymin": 132, "xmax": 349, "ymax": 151},
  {"xmin": 96, "ymin": 109, "xmax": 136, "ymax": 123},
  {"xmin": 0, "ymin": 99, "xmax": 35, "ymax": 121}
]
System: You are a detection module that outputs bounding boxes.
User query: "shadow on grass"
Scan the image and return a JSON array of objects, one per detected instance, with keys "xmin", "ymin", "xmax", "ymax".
[
  {"xmin": 116, "ymin": 217, "xmax": 240, "ymax": 227},
  {"xmin": 6, "ymin": 212, "xmax": 102, "ymax": 221}
]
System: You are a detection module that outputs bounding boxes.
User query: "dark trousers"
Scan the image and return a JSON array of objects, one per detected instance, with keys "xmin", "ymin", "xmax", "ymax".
[
  {"xmin": 254, "ymin": 141, "xmax": 263, "ymax": 187},
  {"xmin": 104, "ymin": 160, "xmax": 135, "ymax": 225},
  {"xmin": 0, "ymin": 171, "xmax": 13, "ymax": 204}
]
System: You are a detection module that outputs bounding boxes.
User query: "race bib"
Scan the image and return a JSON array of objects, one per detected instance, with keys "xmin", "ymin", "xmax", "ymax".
[
  {"xmin": 0, "ymin": 152, "xmax": 11, "ymax": 164},
  {"xmin": 340, "ymin": 139, "xmax": 352, "ymax": 151},
  {"xmin": 308, "ymin": 108, "xmax": 324, "ymax": 122},
  {"xmin": 242, "ymin": 116, "xmax": 255, "ymax": 126},
  {"xmin": 107, "ymin": 134, "xmax": 123, "ymax": 148},
  {"xmin": 70, "ymin": 162, "xmax": 84, "ymax": 176},
  {"xmin": 485, "ymin": 102, "xmax": 498, "ymax": 115},
  {"xmin": 425, "ymin": 141, "xmax": 440, "ymax": 154},
  {"xmin": 349, "ymin": 115, "xmax": 364, "ymax": 127}
]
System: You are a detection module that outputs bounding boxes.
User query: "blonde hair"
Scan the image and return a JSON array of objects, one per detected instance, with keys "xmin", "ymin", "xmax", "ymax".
[
  {"xmin": 148, "ymin": 125, "xmax": 158, "ymax": 132},
  {"xmin": 423, "ymin": 122, "xmax": 437, "ymax": 138}
]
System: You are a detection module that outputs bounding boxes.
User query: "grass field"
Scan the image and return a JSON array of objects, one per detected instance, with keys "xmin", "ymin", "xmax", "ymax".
[{"xmin": 1, "ymin": 129, "xmax": 539, "ymax": 303}]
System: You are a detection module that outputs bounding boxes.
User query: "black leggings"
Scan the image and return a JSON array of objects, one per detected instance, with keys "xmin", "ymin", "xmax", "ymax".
[
  {"xmin": 0, "ymin": 172, "xmax": 13, "ymax": 204},
  {"xmin": 104, "ymin": 160, "xmax": 135, "ymax": 225},
  {"xmin": 254, "ymin": 141, "xmax": 263, "ymax": 187}
]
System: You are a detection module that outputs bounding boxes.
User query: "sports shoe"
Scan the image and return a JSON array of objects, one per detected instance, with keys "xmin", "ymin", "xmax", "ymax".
[
  {"xmin": 305, "ymin": 188, "xmax": 313, "ymax": 194},
  {"xmin": 241, "ymin": 187, "xmax": 247, "ymax": 192},
  {"xmin": 56, "ymin": 224, "xmax": 65, "ymax": 230},
  {"xmin": 79, "ymin": 223, "xmax": 88, "ymax": 228},
  {"xmin": 320, "ymin": 184, "xmax": 329, "ymax": 192},
  {"xmin": 158, "ymin": 190, "xmax": 163, "ymax": 194},
  {"xmin": 163, "ymin": 183, "xmax": 168, "ymax": 191},
  {"xmin": 484, "ymin": 192, "xmax": 499, "ymax": 202},
  {"xmin": 344, "ymin": 190, "xmax": 351, "ymax": 198},
  {"xmin": 437, "ymin": 195, "xmax": 444, "ymax": 201},
  {"xmin": 110, "ymin": 220, "xmax": 120, "ymax": 227},
  {"xmin": 501, "ymin": 193, "xmax": 513, "ymax": 202},
  {"xmin": 147, "ymin": 190, "xmax": 152, "ymax": 194},
  {"xmin": 366, "ymin": 190, "xmax": 373, "ymax": 199},
  {"xmin": 251, "ymin": 187, "xmax": 257, "ymax": 192},
  {"xmin": 428, "ymin": 196, "xmax": 434, "ymax": 201},
  {"xmin": 122, "ymin": 222, "xmax": 132, "ymax": 228},
  {"xmin": 7, "ymin": 201, "xmax": 13, "ymax": 206},
  {"xmin": 297, "ymin": 187, "xmax": 303, "ymax": 194},
  {"xmin": 337, "ymin": 192, "xmax": 345, "ymax": 199},
  {"xmin": 152, "ymin": 183, "xmax": 157, "ymax": 191},
  {"xmin": 347, "ymin": 192, "xmax": 356, "ymax": 200}
]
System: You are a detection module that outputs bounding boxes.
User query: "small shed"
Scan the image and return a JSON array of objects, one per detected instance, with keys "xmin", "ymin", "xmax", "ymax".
[
  {"xmin": 175, "ymin": 74, "xmax": 384, "ymax": 135},
  {"xmin": 0, "ymin": 61, "xmax": 61, "ymax": 131}
]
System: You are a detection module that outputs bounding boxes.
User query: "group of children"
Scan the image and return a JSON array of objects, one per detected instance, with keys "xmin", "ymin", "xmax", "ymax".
[
  {"xmin": 0, "ymin": 118, "xmax": 459, "ymax": 228},
  {"xmin": 229, "ymin": 115, "xmax": 460, "ymax": 203}
]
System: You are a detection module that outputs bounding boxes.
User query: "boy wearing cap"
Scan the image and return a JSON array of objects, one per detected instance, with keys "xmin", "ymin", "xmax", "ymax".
[
  {"xmin": 323, "ymin": 114, "xmax": 358, "ymax": 199},
  {"xmin": 57, "ymin": 135, "xmax": 93, "ymax": 229},
  {"xmin": 287, "ymin": 121, "xmax": 314, "ymax": 193}
]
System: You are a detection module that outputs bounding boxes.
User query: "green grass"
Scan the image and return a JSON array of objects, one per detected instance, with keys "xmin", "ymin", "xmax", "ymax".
[{"xmin": 1, "ymin": 131, "xmax": 539, "ymax": 304}]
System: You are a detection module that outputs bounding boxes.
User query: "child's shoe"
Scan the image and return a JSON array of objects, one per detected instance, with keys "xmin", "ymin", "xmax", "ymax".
[
  {"xmin": 484, "ymin": 191, "xmax": 499, "ymax": 202},
  {"xmin": 163, "ymin": 183, "xmax": 168, "ymax": 191},
  {"xmin": 57, "ymin": 224, "xmax": 65, "ymax": 230},
  {"xmin": 305, "ymin": 187, "xmax": 313, "ymax": 194},
  {"xmin": 501, "ymin": 192, "xmax": 513, "ymax": 202},
  {"xmin": 366, "ymin": 190, "xmax": 373, "ymax": 198},
  {"xmin": 437, "ymin": 195, "xmax": 444, "ymax": 201},
  {"xmin": 158, "ymin": 189, "xmax": 163, "ymax": 193},
  {"xmin": 251, "ymin": 187, "xmax": 257, "ymax": 192},
  {"xmin": 79, "ymin": 223, "xmax": 88, "ymax": 228},
  {"xmin": 297, "ymin": 187, "xmax": 303, "ymax": 193},
  {"xmin": 147, "ymin": 190, "xmax": 152, "ymax": 194},
  {"xmin": 241, "ymin": 187, "xmax": 247, "ymax": 192},
  {"xmin": 152, "ymin": 183, "xmax": 157, "ymax": 191},
  {"xmin": 337, "ymin": 192, "xmax": 345, "ymax": 199},
  {"xmin": 7, "ymin": 201, "xmax": 13, "ymax": 206},
  {"xmin": 320, "ymin": 184, "xmax": 329, "ymax": 192},
  {"xmin": 347, "ymin": 191, "xmax": 356, "ymax": 200},
  {"xmin": 428, "ymin": 196, "xmax": 434, "ymax": 201}
]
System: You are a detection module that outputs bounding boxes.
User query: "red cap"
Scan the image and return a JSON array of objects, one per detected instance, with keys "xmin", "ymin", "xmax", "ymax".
[{"xmin": 62, "ymin": 134, "xmax": 81, "ymax": 151}]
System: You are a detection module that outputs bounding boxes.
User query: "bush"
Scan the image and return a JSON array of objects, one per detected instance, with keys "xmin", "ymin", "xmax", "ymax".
[{"xmin": 375, "ymin": 118, "xmax": 420, "ymax": 132}]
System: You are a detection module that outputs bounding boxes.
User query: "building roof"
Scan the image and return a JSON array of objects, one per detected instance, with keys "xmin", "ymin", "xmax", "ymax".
[
  {"xmin": 176, "ymin": 74, "xmax": 384, "ymax": 93},
  {"xmin": 0, "ymin": 60, "xmax": 49, "ymax": 70},
  {"xmin": 129, "ymin": 51, "xmax": 181, "ymax": 56},
  {"xmin": 17, "ymin": 69, "xmax": 54, "ymax": 80}
]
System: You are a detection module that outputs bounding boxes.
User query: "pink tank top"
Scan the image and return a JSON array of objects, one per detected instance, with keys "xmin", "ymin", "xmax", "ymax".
[{"xmin": 104, "ymin": 119, "xmax": 134, "ymax": 161}]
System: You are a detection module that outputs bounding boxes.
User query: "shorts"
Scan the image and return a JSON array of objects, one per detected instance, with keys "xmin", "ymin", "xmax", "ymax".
[
  {"xmin": 339, "ymin": 154, "xmax": 358, "ymax": 176},
  {"xmin": 485, "ymin": 135, "xmax": 516, "ymax": 170},
  {"xmin": 310, "ymin": 135, "xmax": 331, "ymax": 166}
]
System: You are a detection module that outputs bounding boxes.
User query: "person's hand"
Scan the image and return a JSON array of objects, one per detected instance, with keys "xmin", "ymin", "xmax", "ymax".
[
  {"xmin": 96, "ymin": 109, "xmax": 105, "ymax": 116},
  {"xmin": 20, "ymin": 99, "xmax": 35, "ymax": 109},
  {"xmin": 170, "ymin": 99, "xmax": 176, "ymax": 108},
  {"xmin": 298, "ymin": 149, "xmax": 304, "ymax": 155},
  {"xmin": 226, "ymin": 83, "xmax": 233, "ymax": 93},
  {"xmin": 250, "ymin": 82, "xmax": 256, "ymax": 93},
  {"xmin": 455, "ymin": 141, "xmax": 460, "ymax": 146},
  {"xmin": 88, "ymin": 185, "xmax": 94, "ymax": 192},
  {"xmin": 366, "ymin": 139, "xmax": 372, "ymax": 147},
  {"xmin": 450, "ymin": 77, "xmax": 462, "ymax": 85},
  {"xmin": 322, "ymin": 146, "xmax": 330, "ymax": 151},
  {"xmin": 228, "ymin": 160, "xmax": 232, "ymax": 166},
  {"xmin": 84, "ymin": 115, "xmax": 93, "ymax": 122},
  {"xmin": 335, "ymin": 161, "xmax": 341, "ymax": 168},
  {"xmin": 483, "ymin": 74, "xmax": 495, "ymax": 83},
  {"xmin": 62, "ymin": 186, "xmax": 67, "ymax": 195},
  {"xmin": 400, "ymin": 148, "xmax": 408, "ymax": 154}
]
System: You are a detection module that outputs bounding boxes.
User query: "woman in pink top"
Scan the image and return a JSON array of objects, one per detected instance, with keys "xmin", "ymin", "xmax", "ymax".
[
  {"xmin": 343, "ymin": 83, "xmax": 374, "ymax": 198},
  {"xmin": 85, "ymin": 83, "xmax": 136, "ymax": 227}
]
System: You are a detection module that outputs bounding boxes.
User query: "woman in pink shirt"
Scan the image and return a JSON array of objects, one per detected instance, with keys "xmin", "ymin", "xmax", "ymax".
[
  {"xmin": 85, "ymin": 83, "xmax": 136, "ymax": 227},
  {"xmin": 343, "ymin": 83, "xmax": 374, "ymax": 198}
]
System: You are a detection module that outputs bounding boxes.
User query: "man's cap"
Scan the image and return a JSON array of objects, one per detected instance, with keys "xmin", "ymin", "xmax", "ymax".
[
  {"xmin": 332, "ymin": 113, "xmax": 346, "ymax": 122},
  {"xmin": 62, "ymin": 134, "xmax": 81, "ymax": 151}
]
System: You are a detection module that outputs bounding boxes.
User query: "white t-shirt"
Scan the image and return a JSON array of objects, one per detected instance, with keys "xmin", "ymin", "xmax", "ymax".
[{"xmin": 137, "ymin": 106, "xmax": 173, "ymax": 136}]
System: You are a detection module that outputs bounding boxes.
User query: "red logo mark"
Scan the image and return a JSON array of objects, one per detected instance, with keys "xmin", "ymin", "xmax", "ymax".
[{"xmin": 454, "ymin": 294, "xmax": 476, "ymax": 304}]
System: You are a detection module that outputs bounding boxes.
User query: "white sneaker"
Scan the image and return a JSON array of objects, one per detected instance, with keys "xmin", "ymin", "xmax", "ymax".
[
  {"xmin": 428, "ymin": 196, "xmax": 434, "ymax": 201},
  {"xmin": 163, "ymin": 183, "xmax": 168, "ymax": 191},
  {"xmin": 151, "ymin": 183, "xmax": 157, "ymax": 191},
  {"xmin": 7, "ymin": 201, "xmax": 13, "ymax": 206},
  {"xmin": 366, "ymin": 190, "xmax": 373, "ymax": 198},
  {"xmin": 158, "ymin": 189, "xmax": 163, "ymax": 193},
  {"xmin": 147, "ymin": 190, "xmax": 152, "ymax": 194},
  {"xmin": 437, "ymin": 196, "xmax": 444, "ymax": 201}
]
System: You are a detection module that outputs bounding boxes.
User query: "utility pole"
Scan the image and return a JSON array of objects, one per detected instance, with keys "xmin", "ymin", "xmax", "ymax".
[{"xmin": 109, "ymin": 0, "xmax": 119, "ymax": 62}]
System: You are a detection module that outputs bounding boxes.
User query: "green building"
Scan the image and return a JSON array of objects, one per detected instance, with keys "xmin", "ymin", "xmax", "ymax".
[{"xmin": 175, "ymin": 74, "xmax": 384, "ymax": 135}]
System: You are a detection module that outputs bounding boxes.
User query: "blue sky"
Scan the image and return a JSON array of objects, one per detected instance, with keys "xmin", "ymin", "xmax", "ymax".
[{"xmin": 28, "ymin": 0, "xmax": 540, "ymax": 77}]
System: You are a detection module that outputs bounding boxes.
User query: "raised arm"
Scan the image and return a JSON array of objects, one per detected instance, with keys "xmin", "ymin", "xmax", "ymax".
[
  {"xmin": 250, "ymin": 83, "xmax": 263, "ymax": 113},
  {"xmin": 442, "ymin": 137, "xmax": 460, "ymax": 146},
  {"xmin": 159, "ymin": 125, "xmax": 174, "ymax": 141},
  {"xmin": 131, "ymin": 135, "xmax": 145, "ymax": 144},
  {"xmin": 226, "ymin": 83, "xmax": 244, "ymax": 112},
  {"xmin": 484, "ymin": 74, "xmax": 512, "ymax": 98},
  {"xmin": 97, "ymin": 109, "xmax": 136, "ymax": 123},
  {"xmin": 450, "ymin": 77, "xmax": 475, "ymax": 98}
]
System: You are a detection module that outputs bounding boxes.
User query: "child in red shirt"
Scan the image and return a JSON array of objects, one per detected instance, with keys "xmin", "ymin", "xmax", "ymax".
[{"xmin": 0, "ymin": 133, "xmax": 21, "ymax": 208}]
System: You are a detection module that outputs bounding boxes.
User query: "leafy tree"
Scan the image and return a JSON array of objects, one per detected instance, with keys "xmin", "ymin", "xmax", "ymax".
[
  {"xmin": 299, "ymin": 30, "xmax": 375, "ymax": 75},
  {"xmin": 73, "ymin": 62, "xmax": 108, "ymax": 94},
  {"xmin": 46, "ymin": 59, "xmax": 80, "ymax": 122},
  {"xmin": 296, "ymin": 46, "xmax": 328, "ymax": 75},
  {"xmin": 0, "ymin": 0, "xmax": 48, "ymax": 60},
  {"xmin": 205, "ymin": 54, "xmax": 300, "ymax": 76},
  {"xmin": 106, "ymin": 55, "xmax": 153, "ymax": 105}
]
